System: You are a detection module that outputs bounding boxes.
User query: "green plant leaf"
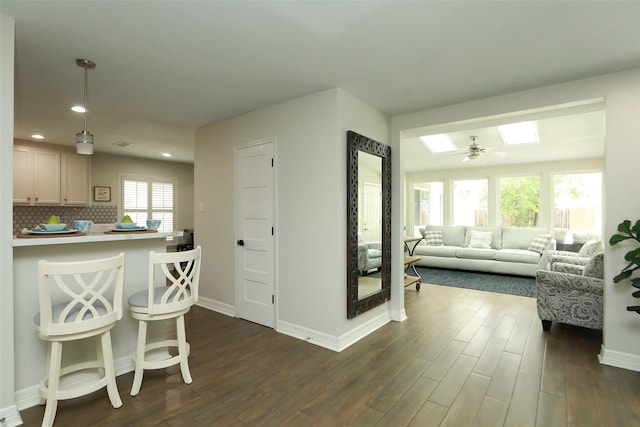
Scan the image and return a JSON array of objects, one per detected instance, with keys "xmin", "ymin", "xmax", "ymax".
[
  {"xmin": 632, "ymin": 290, "xmax": 640, "ymax": 298},
  {"xmin": 626, "ymin": 305, "xmax": 640, "ymax": 314},
  {"xmin": 614, "ymin": 270, "xmax": 634, "ymax": 283},
  {"xmin": 624, "ymin": 247, "xmax": 640, "ymax": 264},
  {"xmin": 610, "ymin": 234, "xmax": 632, "ymax": 246},
  {"xmin": 618, "ymin": 220, "xmax": 632, "ymax": 234},
  {"xmin": 631, "ymin": 220, "xmax": 640, "ymax": 237},
  {"xmin": 631, "ymin": 278, "xmax": 640, "ymax": 289}
]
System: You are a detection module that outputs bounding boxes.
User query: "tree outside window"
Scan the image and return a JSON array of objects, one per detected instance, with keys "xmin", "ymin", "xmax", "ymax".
[
  {"xmin": 554, "ymin": 172, "xmax": 602, "ymax": 237},
  {"xmin": 500, "ymin": 176, "xmax": 540, "ymax": 227}
]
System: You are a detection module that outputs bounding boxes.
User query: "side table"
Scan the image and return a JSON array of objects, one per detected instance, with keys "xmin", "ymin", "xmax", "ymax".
[{"xmin": 404, "ymin": 236, "xmax": 423, "ymax": 291}]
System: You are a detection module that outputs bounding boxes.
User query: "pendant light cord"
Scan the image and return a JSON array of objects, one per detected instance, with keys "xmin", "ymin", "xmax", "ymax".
[{"xmin": 83, "ymin": 64, "xmax": 89, "ymax": 131}]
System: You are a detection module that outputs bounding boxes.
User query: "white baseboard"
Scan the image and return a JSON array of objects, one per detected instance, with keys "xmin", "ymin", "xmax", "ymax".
[
  {"xmin": 338, "ymin": 311, "xmax": 392, "ymax": 351},
  {"xmin": 391, "ymin": 307, "xmax": 408, "ymax": 322},
  {"xmin": 0, "ymin": 404, "xmax": 23, "ymax": 427},
  {"xmin": 599, "ymin": 345, "xmax": 640, "ymax": 372},
  {"xmin": 277, "ymin": 310, "xmax": 392, "ymax": 352},
  {"xmin": 276, "ymin": 320, "xmax": 341, "ymax": 351},
  {"xmin": 196, "ymin": 296, "xmax": 235, "ymax": 317}
]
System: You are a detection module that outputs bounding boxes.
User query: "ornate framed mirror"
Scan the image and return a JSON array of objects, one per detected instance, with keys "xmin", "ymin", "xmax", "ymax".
[{"xmin": 347, "ymin": 130, "xmax": 391, "ymax": 319}]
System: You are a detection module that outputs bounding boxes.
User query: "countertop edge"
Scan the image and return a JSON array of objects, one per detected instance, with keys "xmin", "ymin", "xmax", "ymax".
[{"xmin": 12, "ymin": 231, "xmax": 175, "ymax": 247}]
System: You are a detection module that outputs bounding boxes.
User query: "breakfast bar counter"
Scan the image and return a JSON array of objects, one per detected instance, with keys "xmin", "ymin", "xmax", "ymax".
[{"xmin": 12, "ymin": 230, "xmax": 173, "ymax": 409}]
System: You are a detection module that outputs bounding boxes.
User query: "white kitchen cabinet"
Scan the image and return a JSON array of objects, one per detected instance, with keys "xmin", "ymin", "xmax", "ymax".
[
  {"xmin": 13, "ymin": 146, "xmax": 61, "ymax": 205},
  {"xmin": 61, "ymin": 153, "xmax": 91, "ymax": 205},
  {"xmin": 13, "ymin": 146, "xmax": 31, "ymax": 203}
]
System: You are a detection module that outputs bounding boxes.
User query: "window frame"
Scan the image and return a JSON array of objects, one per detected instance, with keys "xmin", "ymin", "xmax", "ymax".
[{"xmin": 119, "ymin": 173, "xmax": 176, "ymax": 239}]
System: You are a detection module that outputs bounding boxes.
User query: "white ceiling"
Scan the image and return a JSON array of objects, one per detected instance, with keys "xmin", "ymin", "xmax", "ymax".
[
  {"xmin": 401, "ymin": 101, "xmax": 606, "ymax": 172},
  {"xmin": 2, "ymin": 1, "xmax": 639, "ymax": 165}
]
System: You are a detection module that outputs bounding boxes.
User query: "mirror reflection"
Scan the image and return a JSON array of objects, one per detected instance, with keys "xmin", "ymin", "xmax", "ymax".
[
  {"xmin": 357, "ymin": 151, "xmax": 383, "ymax": 299},
  {"xmin": 347, "ymin": 130, "xmax": 391, "ymax": 319}
]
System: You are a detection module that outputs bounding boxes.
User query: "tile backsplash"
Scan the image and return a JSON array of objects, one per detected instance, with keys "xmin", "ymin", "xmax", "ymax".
[{"xmin": 13, "ymin": 205, "xmax": 117, "ymax": 234}]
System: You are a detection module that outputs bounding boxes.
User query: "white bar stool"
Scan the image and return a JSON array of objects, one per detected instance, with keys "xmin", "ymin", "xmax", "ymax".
[
  {"xmin": 34, "ymin": 253, "xmax": 125, "ymax": 427},
  {"xmin": 128, "ymin": 246, "xmax": 201, "ymax": 396}
]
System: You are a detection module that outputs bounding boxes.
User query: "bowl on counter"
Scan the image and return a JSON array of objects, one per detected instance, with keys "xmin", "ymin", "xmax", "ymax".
[
  {"xmin": 115, "ymin": 222, "xmax": 138, "ymax": 229},
  {"xmin": 146, "ymin": 219, "xmax": 161, "ymax": 230},
  {"xmin": 72, "ymin": 220, "xmax": 93, "ymax": 232},
  {"xmin": 39, "ymin": 223, "xmax": 67, "ymax": 231}
]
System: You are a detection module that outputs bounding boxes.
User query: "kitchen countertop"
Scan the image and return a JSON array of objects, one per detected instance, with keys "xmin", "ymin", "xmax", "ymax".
[{"xmin": 12, "ymin": 230, "xmax": 175, "ymax": 247}]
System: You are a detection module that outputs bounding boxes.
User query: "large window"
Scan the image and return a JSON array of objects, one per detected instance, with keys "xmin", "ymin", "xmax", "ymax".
[
  {"xmin": 121, "ymin": 175, "xmax": 174, "ymax": 235},
  {"xmin": 499, "ymin": 176, "xmax": 540, "ymax": 226},
  {"xmin": 453, "ymin": 179, "xmax": 488, "ymax": 226},
  {"xmin": 413, "ymin": 181, "xmax": 443, "ymax": 234},
  {"xmin": 554, "ymin": 172, "xmax": 602, "ymax": 238}
]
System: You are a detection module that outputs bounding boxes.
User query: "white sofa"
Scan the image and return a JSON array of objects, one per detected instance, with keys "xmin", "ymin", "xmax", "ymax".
[{"xmin": 413, "ymin": 225, "xmax": 555, "ymax": 277}]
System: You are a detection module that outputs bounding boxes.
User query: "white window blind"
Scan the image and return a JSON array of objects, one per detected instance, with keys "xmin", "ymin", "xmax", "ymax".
[{"xmin": 122, "ymin": 177, "xmax": 174, "ymax": 237}]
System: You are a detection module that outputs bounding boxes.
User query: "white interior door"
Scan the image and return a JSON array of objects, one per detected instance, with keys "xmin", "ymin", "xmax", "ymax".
[
  {"xmin": 235, "ymin": 140, "xmax": 275, "ymax": 328},
  {"xmin": 362, "ymin": 182, "xmax": 382, "ymax": 242}
]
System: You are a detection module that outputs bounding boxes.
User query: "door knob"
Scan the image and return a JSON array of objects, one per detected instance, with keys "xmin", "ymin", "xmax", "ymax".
[{"xmin": 237, "ymin": 240, "xmax": 245, "ymax": 246}]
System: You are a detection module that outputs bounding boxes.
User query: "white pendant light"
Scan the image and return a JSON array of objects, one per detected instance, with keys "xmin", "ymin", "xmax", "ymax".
[{"xmin": 75, "ymin": 58, "xmax": 96, "ymax": 155}]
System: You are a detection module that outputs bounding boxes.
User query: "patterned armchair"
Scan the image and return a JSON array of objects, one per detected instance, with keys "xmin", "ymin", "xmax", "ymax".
[
  {"xmin": 357, "ymin": 233, "xmax": 382, "ymax": 275},
  {"xmin": 536, "ymin": 252, "xmax": 604, "ymax": 331},
  {"xmin": 547, "ymin": 239, "xmax": 603, "ymax": 272}
]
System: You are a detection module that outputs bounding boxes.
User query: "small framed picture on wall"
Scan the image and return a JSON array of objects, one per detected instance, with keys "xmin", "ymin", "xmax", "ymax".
[{"xmin": 93, "ymin": 186, "xmax": 111, "ymax": 202}]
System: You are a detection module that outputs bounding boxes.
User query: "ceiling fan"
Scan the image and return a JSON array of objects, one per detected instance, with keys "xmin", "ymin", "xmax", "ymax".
[{"xmin": 461, "ymin": 136, "xmax": 486, "ymax": 162}]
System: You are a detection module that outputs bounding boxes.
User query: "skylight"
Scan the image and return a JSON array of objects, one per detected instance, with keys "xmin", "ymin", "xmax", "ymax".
[
  {"xmin": 498, "ymin": 121, "xmax": 540, "ymax": 145},
  {"xmin": 419, "ymin": 134, "xmax": 457, "ymax": 153}
]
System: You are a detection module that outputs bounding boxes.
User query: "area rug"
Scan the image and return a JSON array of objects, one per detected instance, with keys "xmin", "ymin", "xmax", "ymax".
[{"xmin": 413, "ymin": 266, "xmax": 536, "ymax": 297}]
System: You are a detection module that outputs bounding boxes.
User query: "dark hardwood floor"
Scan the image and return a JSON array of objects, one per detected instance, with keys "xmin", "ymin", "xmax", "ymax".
[{"xmin": 20, "ymin": 284, "xmax": 640, "ymax": 426}]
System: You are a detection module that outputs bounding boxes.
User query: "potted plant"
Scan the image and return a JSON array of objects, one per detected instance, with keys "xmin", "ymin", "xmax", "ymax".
[{"xmin": 609, "ymin": 219, "xmax": 640, "ymax": 314}]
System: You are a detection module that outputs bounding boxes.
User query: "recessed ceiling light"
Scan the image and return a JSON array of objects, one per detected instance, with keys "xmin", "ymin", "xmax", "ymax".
[
  {"xmin": 498, "ymin": 121, "xmax": 540, "ymax": 145},
  {"xmin": 31, "ymin": 134, "xmax": 45, "ymax": 140},
  {"xmin": 162, "ymin": 152, "xmax": 172, "ymax": 158},
  {"xmin": 71, "ymin": 106, "xmax": 86, "ymax": 113},
  {"xmin": 419, "ymin": 134, "xmax": 457, "ymax": 153}
]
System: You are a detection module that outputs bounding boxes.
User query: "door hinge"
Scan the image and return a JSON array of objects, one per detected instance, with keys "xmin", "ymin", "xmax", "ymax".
[
  {"xmin": 272, "ymin": 295, "xmax": 275, "ymax": 304},
  {"xmin": 271, "ymin": 226, "xmax": 274, "ymax": 236},
  {"xmin": 271, "ymin": 158, "xmax": 274, "ymax": 167}
]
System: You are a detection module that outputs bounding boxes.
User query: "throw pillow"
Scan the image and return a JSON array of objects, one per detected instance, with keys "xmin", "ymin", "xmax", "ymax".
[
  {"xmin": 468, "ymin": 230, "xmax": 493, "ymax": 249},
  {"xmin": 528, "ymin": 234, "xmax": 552, "ymax": 254},
  {"xmin": 578, "ymin": 239, "xmax": 604, "ymax": 257},
  {"xmin": 583, "ymin": 252, "xmax": 604, "ymax": 279},
  {"xmin": 424, "ymin": 230, "xmax": 444, "ymax": 246}
]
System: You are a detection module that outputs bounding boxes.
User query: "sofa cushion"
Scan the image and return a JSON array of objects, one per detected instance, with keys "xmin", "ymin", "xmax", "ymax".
[
  {"xmin": 578, "ymin": 239, "xmax": 604, "ymax": 257},
  {"xmin": 368, "ymin": 249, "xmax": 382, "ymax": 258},
  {"xmin": 464, "ymin": 227, "xmax": 502, "ymax": 249},
  {"xmin": 583, "ymin": 252, "xmax": 604, "ymax": 279},
  {"xmin": 416, "ymin": 245, "xmax": 458, "ymax": 257},
  {"xmin": 495, "ymin": 249, "xmax": 540, "ymax": 264},
  {"xmin": 468, "ymin": 230, "xmax": 493, "ymax": 249},
  {"xmin": 502, "ymin": 227, "xmax": 549, "ymax": 250},
  {"xmin": 424, "ymin": 225, "xmax": 466, "ymax": 247},
  {"xmin": 423, "ymin": 230, "xmax": 444, "ymax": 246},
  {"xmin": 456, "ymin": 247, "xmax": 497, "ymax": 260},
  {"xmin": 551, "ymin": 262, "xmax": 584, "ymax": 275},
  {"xmin": 528, "ymin": 234, "xmax": 552, "ymax": 254}
]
